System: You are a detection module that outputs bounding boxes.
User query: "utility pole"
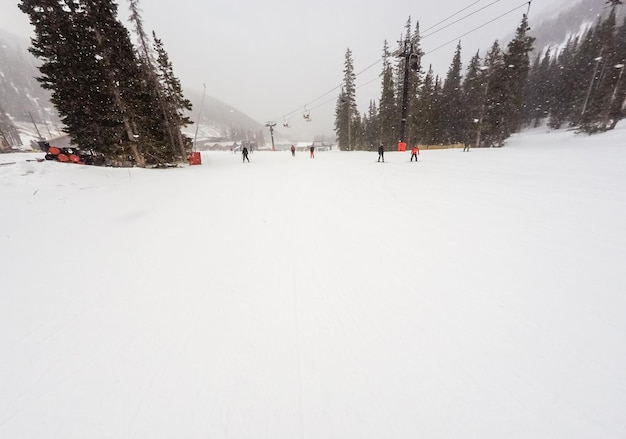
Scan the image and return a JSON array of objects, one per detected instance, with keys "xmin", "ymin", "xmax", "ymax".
[
  {"xmin": 582, "ymin": 55, "xmax": 603, "ymax": 116},
  {"xmin": 28, "ymin": 112, "xmax": 42, "ymax": 139},
  {"xmin": 265, "ymin": 122, "xmax": 277, "ymax": 151},
  {"xmin": 192, "ymin": 83, "xmax": 207, "ymax": 150},
  {"xmin": 604, "ymin": 63, "xmax": 625, "ymax": 129}
]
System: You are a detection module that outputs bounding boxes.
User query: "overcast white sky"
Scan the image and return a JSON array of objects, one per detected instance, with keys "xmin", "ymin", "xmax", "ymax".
[{"xmin": 2, "ymin": 0, "xmax": 570, "ymax": 139}]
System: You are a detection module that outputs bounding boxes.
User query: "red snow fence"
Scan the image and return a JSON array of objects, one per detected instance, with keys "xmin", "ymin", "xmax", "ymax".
[{"xmin": 188, "ymin": 151, "xmax": 202, "ymax": 165}]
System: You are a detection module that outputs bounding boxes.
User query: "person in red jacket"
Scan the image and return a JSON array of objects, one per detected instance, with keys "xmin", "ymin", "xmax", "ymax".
[
  {"xmin": 410, "ymin": 145, "xmax": 420, "ymax": 162},
  {"xmin": 291, "ymin": 145, "xmax": 296, "ymax": 156}
]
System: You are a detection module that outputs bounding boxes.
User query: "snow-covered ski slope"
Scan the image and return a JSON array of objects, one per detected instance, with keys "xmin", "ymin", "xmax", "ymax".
[{"xmin": 1, "ymin": 125, "xmax": 625, "ymax": 438}]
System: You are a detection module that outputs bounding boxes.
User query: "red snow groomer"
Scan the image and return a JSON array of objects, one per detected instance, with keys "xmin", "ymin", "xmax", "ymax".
[{"xmin": 40, "ymin": 141, "xmax": 102, "ymax": 165}]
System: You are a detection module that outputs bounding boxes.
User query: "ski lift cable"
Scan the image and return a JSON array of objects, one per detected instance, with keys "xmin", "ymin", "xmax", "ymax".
[
  {"xmin": 424, "ymin": 1, "xmax": 531, "ymax": 56},
  {"xmin": 421, "ymin": 0, "xmax": 484, "ymax": 34},
  {"xmin": 421, "ymin": 0, "xmax": 505, "ymax": 40},
  {"xmin": 353, "ymin": 2, "xmax": 531, "ymax": 99},
  {"xmin": 274, "ymin": 0, "xmax": 526, "ymax": 122},
  {"xmin": 308, "ymin": 75, "xmax": 383, "ymax": 112},
  {"xmin": 308, "ymin": 2, "xmax": 531, "ymax": 115},
  {"xmin": 350, "ymin": 1, "xmax": 509, "ymax": 83},
  {"xmin": 277, "ymin": 84, "xmax": 342, "ymax": 121},
  {"xmin": 275, "ymin": 0, "xmax": 503, "ymax": 121},
  {"xmin": 356, "ymin": 76, "xmax": 382, "ymax": 91},
  {"xmin": 354, "ymin": 58, "xmax": 386, "ymax": 77}
]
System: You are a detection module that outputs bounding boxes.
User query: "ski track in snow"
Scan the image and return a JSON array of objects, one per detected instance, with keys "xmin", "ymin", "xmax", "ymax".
[{"xmin": 1, "ymin": 126, "xmax": 626, "ymax": 438}]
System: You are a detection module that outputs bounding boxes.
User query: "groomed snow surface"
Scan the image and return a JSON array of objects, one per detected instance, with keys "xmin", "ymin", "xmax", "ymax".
[{"xmin": 1, "ymin": 125, "xmax": 625, "ymax": 438}]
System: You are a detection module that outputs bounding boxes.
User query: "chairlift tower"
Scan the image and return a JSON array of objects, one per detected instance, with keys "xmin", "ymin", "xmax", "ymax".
[
  {"xmin": 265, "ymin": 122, "xmax": 277, "ymax": 151},
  {"xmin": 396, "ymin": 39, "xmax": 419, "ymax": 146}
]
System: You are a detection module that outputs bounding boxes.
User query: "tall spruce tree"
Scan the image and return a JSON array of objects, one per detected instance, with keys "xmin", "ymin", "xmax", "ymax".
[
  {"xmin": 580, "ymin": 7, "xmax": 621, "ymax": 131},
  {"xmin": 128, "ymin": 0, "xmax": 192, "ymax": 162},
  {"xmin": 478, "ymin": 40, "xmax": 507, "ymax": 147},
  {"xmin": 548, "ymin": 37, "xmax": 579, "ymax": 129},
  {"xmin": 606, "ymin": 15, "xmax": 626, "ymax": 128},
  {"xmin": 20, "ymin": 0, "xmax": 146, "ymax": 165},
  {"xmin": 572, "ymin": 24, "xmax": 604, "ymax": 127},
  {"xmin": 77, "ymin": 0, "xmax": 148, "ymax": 165},
  {"xmin": 379, "ymin": 40, "xmax": 397, "ymax": 148},
  {"xmin": 128, "ymin": 0, "xmax": 177, "ymax": 161},
  {"xmin": 461, "ymin": 51, "xmax": 484, "ymax": 145},
  {"xmin": 525, "ymin": 49, "xmax": 553, "ymax": 127},
  {"xmin": 363, "ymin": 100, "xmax": 380, "ymax": 149},
  {"xmin": 334, "ymin": 48, "xmax": 357, "ymax": 150},
  {"xmin": 19, "ymin": 0, "xmax": 189, "ymax": 166},
  {"xmin": 440, "ymin": 42, "xmax": 465, "ymax": 144},
  {"xmin": 413, "ymin": 65, "xmax": 438, "ymax": 145},
  {"xmin": 500, "ymin": 15, "xmax": 535, "ymax": 136},
  {"xmin": 153, "ymin": 33, "xmax": 193, "ymax": 158}
]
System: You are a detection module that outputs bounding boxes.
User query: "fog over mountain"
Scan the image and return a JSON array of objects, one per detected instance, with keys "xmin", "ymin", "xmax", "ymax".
[
  {"xmin": 0, "ymin": 29, "xmax": 263, "ymax": 149},
  {"xmin": 1, "ymin": 0, "xmax": 621, "ymax": 150},
  {"xmin": 529, "ymin": 0, "xmax": 625, "ymax": 53}
]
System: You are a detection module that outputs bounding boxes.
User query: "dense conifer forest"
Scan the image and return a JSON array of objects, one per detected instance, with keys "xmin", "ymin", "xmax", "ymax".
[{"xmin": 335, "ymin": 4, "xmax": 626, "ymax": 150}]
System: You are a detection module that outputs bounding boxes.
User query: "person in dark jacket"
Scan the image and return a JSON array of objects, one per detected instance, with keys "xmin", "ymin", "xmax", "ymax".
[
  {"xmin": 242, "ymin": 146, "xmax": 250, "ymax": 163},
  {"xmin": 378, "ymin": 144, "xmax": 384, "ymax": 162},
  {"xmin": 310, "ymin": 145, "xmax": 315, "ymax": 158}
]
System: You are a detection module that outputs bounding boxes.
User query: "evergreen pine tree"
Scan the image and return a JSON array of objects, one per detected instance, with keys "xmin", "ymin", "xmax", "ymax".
[
  {"xmin": 364, "ymin": 100, "xmax": 380, "ymax": 149},
  {"xmin": 525, "ymin": 49, "xmax": 553, "ymax": 126},
  {"xmin": 378, "ymin": 40, "xmax": 397, "ymax": 149},
  {"xmin": 153, "ymin": 32, "xmax": 193, "ymax": 158},
  {"xmin": 500, "ymin": 15, "xmax": 535, "ymax": 136},
  {"xmin": 20, "ymin": 0, "xmax": 148, "ymax": 165},
  {"xmin": 352, "ymin": 113, "xmax": 365, "ymax": 150},
  {"xmin": 439, "ymin": 42, "xmax": 465, "ymax": 144},
  {"xmin": 478, "ymin": 41, "xmax": 507, "ymax": 147},
  {"xmin": 81, "ymin": 0, "xmax": 150, "ymax": 165},
  {"xmin": 334, "ymin": 48, "xmax": 357, "ymax": 150},
  {"xmin": 413, "ymin": 65, "xmax": 438, "ymax": 145},
  {"xmin": 572, "ymin": 24, "xmax": 604, "ymax": 128},
  {"xmin": 606, "ymin": 16, "xmax": 626, "ymax": 129},
  {"xmin": 461, "ymin": 51, "xmax": 484, "ymax": 146},
  {"xmin": 580, "ymin": 7, "xmax": 621, "ymax": 131},
  {"xmin": 432, "ymin": 76, "xmax": 444, "ymax": 144},
  {"xmin": 127, "ymin": 0, "xmax": 178, "ymax": 162},
  {"xmin": 19, "ymin": 0, "xmax": 191, "ymax": 166},
  {"xmin": 548, "ymin": 37, "xmax": 579, "ymax": 129}
]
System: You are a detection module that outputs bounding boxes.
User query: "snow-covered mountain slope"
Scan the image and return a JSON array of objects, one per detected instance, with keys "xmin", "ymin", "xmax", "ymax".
[{"xmin": 1, "ymin": 124, "xmax": 625, "ymax": 438}]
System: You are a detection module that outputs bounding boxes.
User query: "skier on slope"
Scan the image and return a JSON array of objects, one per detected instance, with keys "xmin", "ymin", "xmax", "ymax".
[
  {"xmin": 378, "ymin": 144, "xmax": 384, "ymax": 162},
  {"xmin": 242, "ymin": 146, "xmax": 250, "ymax": 163},
  {"xmin": 410, "ymin": 145, "xmax": 419, "ymax": 162},
  {"xmin": 291, "ymin": 145, "xmax": 296, "ymax": 156}
]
